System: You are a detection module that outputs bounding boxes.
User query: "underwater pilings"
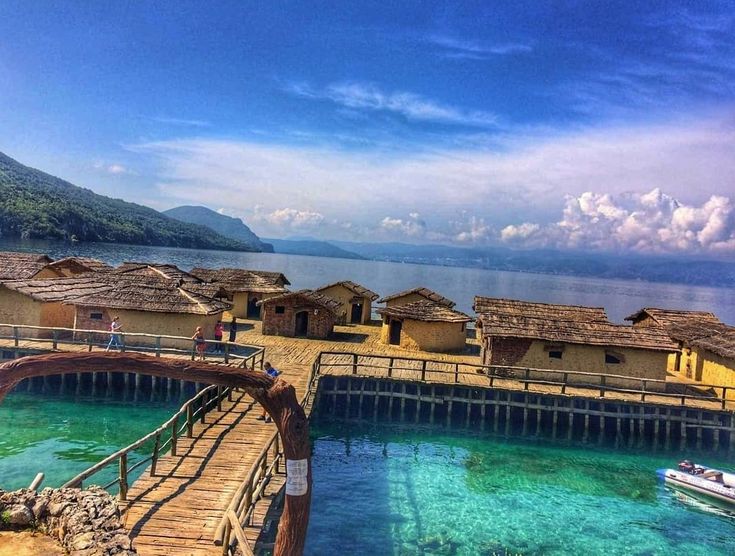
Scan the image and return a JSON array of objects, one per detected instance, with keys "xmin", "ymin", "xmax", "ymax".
[{"xmin": 314, "ymin": 375, "xmax": 735, "ymax": 453}]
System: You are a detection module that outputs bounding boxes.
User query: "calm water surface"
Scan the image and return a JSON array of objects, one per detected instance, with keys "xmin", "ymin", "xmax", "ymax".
[
  {"xmin": 2, "ymin": 238, "xmax": 734, "ymax": 323},
  {"xmin": 306, "ymin": 422, "xmax": 735, "ymax": 556}
]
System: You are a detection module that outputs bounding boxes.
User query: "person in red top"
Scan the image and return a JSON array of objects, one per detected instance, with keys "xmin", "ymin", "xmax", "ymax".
[{"xmin": 213, "ymin": 320, "xmax": 224, "ymax": 353}]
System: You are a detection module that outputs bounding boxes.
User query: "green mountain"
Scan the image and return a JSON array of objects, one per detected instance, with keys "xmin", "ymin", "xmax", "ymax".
[
  {"xmin": 0, "ymin": 151, "xmax": 258, "ymax": 251},
  {"xmin": 263, "ymin": 238, "xmax": 364, "ymax": 260},
  {"xmin": 164, "ymin": 205, "xmax": 273, "ymax": 252}
]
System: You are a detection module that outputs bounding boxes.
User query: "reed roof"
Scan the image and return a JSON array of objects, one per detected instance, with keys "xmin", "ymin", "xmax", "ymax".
[
  {"xmin": 315, "ymin": 280, "xmax": 379, "ymax": 301},
  {"xmin": 474, "ymin": 296, "xmax": 609, "ymax": 323},
  {"xmin": 0, "ymin": 277, "xmax": 112, "ymax": 302},
  {"xmin": 689, "ymin": 327, "xmax": 735, "ymax": 360},
  {"xmin": 71, "ymin": 281, "xmax": 231, "ymax": 315},
  {"xmin": 259, "ymin": 289, "xmax": 342, "ymax": 314},
  {"xmin": 624, "ymin": 308, "xmax": 722, "ymax": 329},
  {"xmin": 378, "ymin": 287, "xmax": 455, "ymax": 308},
  {"xmin": 0, "ymin": 251, "xmax": 54, "ymax": 280},
  {"xmin": 189, "ymin": 267, "xmax": 288, "ymax": 294},
  {"xmin": 378, "ymin": 300, "xmax": 471, "ymax": 323},
  {"xmin": 47, "ymin": 257, "xmax": 113, "ymax": 274},
  {"xmin": 114, "ymin": 262, "xmax": 200, "ymax": 283},
  {"xmin": 478, "ymin": 313, "xmax": 677, "ymax": 351}
]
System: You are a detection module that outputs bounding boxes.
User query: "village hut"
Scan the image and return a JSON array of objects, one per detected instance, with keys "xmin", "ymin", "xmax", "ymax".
[
  {"xmin": 377, "ymin": 287, "xmax": 455, "ymax": 309},
  {"xmin": 258, "ymin": 290, "xmax": 341, "ymax": 339},
  {"xmin": 0, "ymin": 251, "xmax": 54, "ymax": 280},
  {"xmin": 113, "ymin": 262, "xmax": 200, "ymax": 283},
  {"xmin": 377, "ymin": 300, "xmax": 471, "ymax": 352},
  {"xmin": 474, "ymin": 296, "xmax": 676, "ymax": 382},
  {"xmin": 190, "ymin": 267, "xmax": 290, "ymax": 318},
  {"xmin": 69, "ymin": 278, "xmax": 231, "ymax": 338},
  {"xmin": 0, "ymin": 277, "xmax": 111, "ymax": 337},
  {"xmin": 625, "ymin": 307, "xmax": 725, "ymax": 374},
  {"xmin": 44, "ymin": 257, "xmax": 113, "ymax": 277},
  {"xmin": 314, "ymin": 281, "xmax": 379, "ymax": 325}
]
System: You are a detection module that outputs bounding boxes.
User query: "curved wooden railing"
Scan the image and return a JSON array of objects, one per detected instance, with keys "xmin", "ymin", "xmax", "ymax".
[
  {"xmin": 215, "ymin": 360, "xmax": 320, "ymax": 555},
  {"xmin": 312, "ymin": 351, "xmax": 733, "ymax": 410},
  {"xmin": 62, "ymin": 384, "xmax": 232, "ymax": 497},
  {"xmin": 0, "ymin": 323, "xmax": 265, "ymax": 368}
]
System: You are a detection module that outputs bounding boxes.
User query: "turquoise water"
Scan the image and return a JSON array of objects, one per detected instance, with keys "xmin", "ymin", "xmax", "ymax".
[
  {"xmin": 306, "ymin": 423, "xmax": 735, "ymax": 555},
  {"xmin": 0, "ymin": 378, "xmax": 184, "ymax": 491}
]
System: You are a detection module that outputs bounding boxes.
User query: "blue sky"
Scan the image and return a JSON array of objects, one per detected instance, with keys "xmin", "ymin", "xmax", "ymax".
[{"xmin": 1, "ymin": 1, "xmax": 734, "ymax": 256}]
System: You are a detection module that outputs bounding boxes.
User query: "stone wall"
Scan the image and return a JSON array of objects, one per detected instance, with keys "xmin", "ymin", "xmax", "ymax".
[
  {"xmin": 261, "ymin": 299, "xmax": 335, "ymax": 339},
  {"xmin": 0, "ymin": 486, "xmax": 135, "ymax": 555}
]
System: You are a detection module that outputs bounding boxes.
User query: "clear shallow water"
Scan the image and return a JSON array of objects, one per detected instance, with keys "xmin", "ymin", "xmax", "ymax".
[
  {"xmin": 1, "ymin": 238, "xmax": 734, "ymax": 324},
  {"xmin": 306, "ymin": 423, "xmax": 735, "ymax": 556},
  {"xmin": 0, "ymin": 380, "xmax": 182, "ymax": 491}
]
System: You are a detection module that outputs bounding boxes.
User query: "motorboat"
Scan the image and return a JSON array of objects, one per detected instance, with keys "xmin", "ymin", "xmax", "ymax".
[{"xmin": 663, "ymin": 460, "xmax": 735, "ymax": 509}]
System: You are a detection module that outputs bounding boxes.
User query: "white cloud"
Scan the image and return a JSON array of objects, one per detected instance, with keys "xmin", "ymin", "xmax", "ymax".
[
  {"xmin": 287, "ymin": 81, "xmax": 498, "ymax": 127},
  {"xmin": 152, "ymin": 116, "xmax": 211, "ymax": 127},
  {"xmin": 380, "ymin": 213, "xmax": 427, "ymax": 238},
  {"xmin": 106, "ymin": 164, "xmax": 128, "ymax": 175},
  {"xmin": 501, "ymin": 189, "xmax": 735, "ymax": 254},
  {"xmin": 428, "ymin": 35, "xmax": 533, "ymax": 59},
  {"xmin": 253, "ymin": 207, "xmax": 325, "ymax": 230}
]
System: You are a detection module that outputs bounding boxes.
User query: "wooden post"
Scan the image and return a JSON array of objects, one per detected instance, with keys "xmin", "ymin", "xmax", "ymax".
[
  {"xmin": 151, "ymin": 433, "xmax": 161, "ymax": 476},
  {"xmin": 187, "ymin": 404, "xmax": 194, "ymax": 438},
  {"xmin": 454, "ymin": 363, "xmax": 459, "ymax": 384},
  {"xmin": 171, "ymin": 416, "xmax": 178, "ymax": 456},
  {"xmin": 599, "ymin": 375, "xmax": 606, "ymax": 398},
  {"xmin": 13, "ymin": 326, "xmax": 19, "ymax": 347},
  {"xmin": 217, "ymin": 386, "xmax": 223, "ymax": 411},
  {"xmin": 155, "ymin": 336, "xmax": 161, "ymax": 357},
  {"xmin": 119, "ymin": 454, "xmax": 128, "ymax": 501},
  {"xmin": 224, "ymin": 342, "xmax": 230, "ymax": 364},
  {"xmin": 52, "ymin": 330, "xmax": 58, "ymax": 350},
  {"xmin": 200, "ymin": 391, "xmax": 207, "ymax": 424},
  {"xmin": 561, "ymin": 373, "xmax": 568, "ymax": 394},
  {"xmin": 352, "ymin": 353, "xmax": 358, "ymax": 375},
  {"xmin": 388, "ymin": 357, "xmax": 394, "ymax": 378},
  {"xmin": 641, "ymin": 380, "xmax": 647, "ymax": 402},
  {"xmin": 421, "ymin": 360, "xmax": 427, "ymax": 382},
  {"xmin": 524, "ymin": 368, "xmax": 530, "ymax": 390}
]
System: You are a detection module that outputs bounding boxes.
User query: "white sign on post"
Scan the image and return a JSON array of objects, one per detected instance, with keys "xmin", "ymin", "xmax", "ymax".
[{"xmin": 285, "ymin": 458, "xmax": 309, "ymax": 496}]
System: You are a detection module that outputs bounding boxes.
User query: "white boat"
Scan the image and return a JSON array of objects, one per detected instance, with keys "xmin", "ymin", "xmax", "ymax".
[{"xmin": 664, "ymin": 461, "xmax": 735, "ymax": 509}]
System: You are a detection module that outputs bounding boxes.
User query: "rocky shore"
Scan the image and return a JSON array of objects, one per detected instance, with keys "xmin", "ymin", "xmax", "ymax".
[{"xmin": 0, "ymin": 486, "xmax": 136, "ymax": 555}]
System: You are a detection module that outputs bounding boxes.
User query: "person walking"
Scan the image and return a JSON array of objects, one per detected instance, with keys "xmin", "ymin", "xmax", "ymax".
[
  {"xmin": 105, "ymin": 317, "xmax": 123, "ymax": 351},
  {"xmin": 192, "ymin": 326, "xmax": 207, "ymax": 361},
  {"xmin": 228, "ymin": 317, "xmax": 238, "ymax": 343},
  {"xmin": 256, "ymin": 361, "xmax": 280, "ymax": 423},
  {"xmin": 214, "ymin": 320, "xmax": 224, "ymax": 353}
]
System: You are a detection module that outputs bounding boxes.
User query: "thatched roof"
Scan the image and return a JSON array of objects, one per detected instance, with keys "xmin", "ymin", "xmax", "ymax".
[
  {"xmin": 258, "ymin": 289, "xmax": 342, "ymax": 314},
  {"xmin": 378, "ymin": 300, "xmax": 471, "ymax": 323},
  {"xmin": 71, "ymin": 281, "xmax": 231, "ymax": 315},
  {"xmin": 478, "ymin": 313, "xmax": 677, "ymax": 351},
  {"xmin": 474, "ymin": 296, "xmax": 609, "ymax": 323},
  {"xmin": 0, "ymin": 251, "xmax": 54, "ymax": 280},
  {"xmin": 189, "ymin": 267, "xmax": 288, "ymax": 294},
  {"xmin": 689, "ymin": 327, "xmax": 735, "ymax": 360},
  {"xmin": 378, "ymin": 287, "xmax": 455, "ymax": 308},
  {"xmin": 315, "ymin": 280, "xmax": 379, "ymax": 301},
  {"xmin": 47, "ymin": 257, "xmax": 113, "ymax": 274},
  {"xmin": 666, "ymin": 321, "xmax": 735, "ymax": 358},
  {"xmin": 624, "ymin": 308, "xmax": 722, "ymax": 329},
  {"xmin": 0, "ymin": 277, "xmax": 112, "ymax": 302},
  {"xmin": 114, "ymin": 262, "xmax": 200, "ymax": 283}
]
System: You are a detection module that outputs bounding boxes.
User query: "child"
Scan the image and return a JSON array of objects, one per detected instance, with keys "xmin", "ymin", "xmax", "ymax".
[{"xmin": 256, "ymin": 361, "xmax": 280, "ymax": 423}]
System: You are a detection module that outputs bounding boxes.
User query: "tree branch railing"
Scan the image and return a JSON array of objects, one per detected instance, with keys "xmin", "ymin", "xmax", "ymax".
[
  {"xmin": 62, "ymin": 384, "xmax": 232, "ymax": 498},
  {"xmin": 312, "ymin": 351, "xmax": 733, "ymax": 410},
  {"xmin": 0, "ymin": 323, "xmax": 265, "ymax": 367}
]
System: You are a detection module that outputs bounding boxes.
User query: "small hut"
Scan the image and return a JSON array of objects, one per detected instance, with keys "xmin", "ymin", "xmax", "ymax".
[
  {"xmin": 377, "ymin": 287, "xmax": 455, "ymax": 309},
  {"xmin": 0, "ymin": 252, "xmax": 54, "ymax": 280},
  {"xmin": 259, "ymin": 290, "xmax": 340, "ymax": 339},
  {"xmin": 474, "ymin": 296, "xmax": 676, "ymax": 381},
  {"xmin": 190, "ymin": 267, "xmax": 289, "ymax": 318},
  {"xmin": 0, "ymin": 277, "xmax": 111, "ymax": 336},
  {"xmin": 315, "ymin": 281, "xmax": 378, "ymax": 325},
  {"xmin": 377, "ymin": 300, "xmax": 471, "ymax": 352},
  {"xmin": 45, "ymin": 257, "xmax": 113, "ymax": 277},
  {"xmin": 114, "ymin": 262, "xmax": 200, "ymax": 283}
]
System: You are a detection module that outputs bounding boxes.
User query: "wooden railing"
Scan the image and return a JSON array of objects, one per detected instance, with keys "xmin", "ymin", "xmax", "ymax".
[
  {"xmin": 214, "ymin": 359, "xmax": 321, "ymax": 555},
  {"xmin": 312, "ymin": 351, "xmax": 733, "ymax": 410},
  {"xmin": 62, "ymin": 385, "xmax": 232, "ymax": 497},
  {"xmin": 0, "ymin": 323, "xmax": 265, "ymax": 367}
]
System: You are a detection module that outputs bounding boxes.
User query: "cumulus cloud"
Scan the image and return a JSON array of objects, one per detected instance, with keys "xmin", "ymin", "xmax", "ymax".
[
  {"xmin": 380, "ymin": 213, "xmax": 428, "ymax": 238},
  {"xmin": 455, "ymin": 216, "xmax": 494, "ymax": 243},
  {"xmin": 501, "ymin": 189, "xmax": 735, "ymax": 254},
  {"xmin": 253, "ymin": 207, "xmax": 325, "ymax": 230},
  {"xmin": 287, "ymin": 81, "xmax": 498, "ymax": 127}
]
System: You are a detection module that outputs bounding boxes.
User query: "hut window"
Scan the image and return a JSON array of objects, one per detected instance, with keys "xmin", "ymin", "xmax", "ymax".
[
  {"xmin": 548, "ymin": 350, "xmax": 563, "ymax": 360},
  {"xmin": 90, "ymin": 312, "xmax": 104, "ymax": 320},
  {"xmin": 275, "ymin": 306, "xmax": 285, "ymax": 314},
  {"xmin": 605, "ymin": 351, "xmax": 624, "ymax": 364}
]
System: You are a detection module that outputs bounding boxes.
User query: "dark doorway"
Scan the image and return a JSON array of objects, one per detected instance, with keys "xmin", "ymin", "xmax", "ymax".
[
  {"xmin": 389, "ymin": 319, "xmax": 402, "ymax": 345},
  {"xmin": 350, "ymin": 303, "xmax": 363, "ymax": 324},
  {"xmin": 247, "ymin": 296, "xmax": 260, "ymax": 319},
  {"xmin": 295, "ymin": 311, "xmax": 309, "ymax": 337}
]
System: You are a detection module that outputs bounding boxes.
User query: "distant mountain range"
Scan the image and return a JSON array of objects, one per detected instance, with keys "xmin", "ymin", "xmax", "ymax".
[
  {"xmin": 163, "ymin": 205, "xmax": 273, "ymax": 252},
  {"xmin": 0, "ymin": 151, "xmax": 261, "ymax": 252},
  {"xmin": 263, "ymin": 238, "xmax": 364, "ymax": 259}
]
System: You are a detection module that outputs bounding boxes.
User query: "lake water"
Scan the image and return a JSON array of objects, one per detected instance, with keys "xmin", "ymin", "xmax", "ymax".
[
  {"xmin": 2, "ymin": 238, "xmax": 734, "ymax": 324},
  {"xmin": 306, "ymin": 422, "xmax": 735, "ymax": 556}
]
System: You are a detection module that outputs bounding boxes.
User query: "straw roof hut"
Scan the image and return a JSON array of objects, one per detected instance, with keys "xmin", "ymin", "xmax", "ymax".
[
  {"xmin": 45, "ymin": 257, "xmax": 113, "ymax": 277},
  {"xmin": 315, "ymin": 280, "xmax": 379, "ymax": 325},
  {"xmin": 114, "ymin": 262, "xmax": 200, "ymax": 283},
  {"xmin": 258, "ymin": 290, "xmax": 341, "ymax": 339},
  {"xmin": 189, "ymin": 267, "xmax": 290, "ymax": 318},
  {"xmin": 377, "ymin": 300, "xmax": 471, "ymax": 352},
  {"xmin": 0, "ymin": 251, "xmax": 54, "ymax": 280},
  {"xmin": 378, "ymin": 287, "xmax": 455, "ymax": 309},
  {"xmin": 625, "ymin": 308, "xmax": 722, "ymax": 329},
  {"xmin": 474, "ymin": 296, "xmax": 675, "ymax": 382}
]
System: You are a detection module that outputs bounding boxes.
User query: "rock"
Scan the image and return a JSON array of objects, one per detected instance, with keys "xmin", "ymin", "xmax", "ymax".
[
  {"xmin": 32, "ymin": 497, "xmax": 49, "ymax": 520},
  {"xmin": 49, "ymin": 501, "xmax": 72, "ymax": 516},
  {"xmin": 71, "ymin": 531, "xmax": 96, "ymax": 551},
  {"xmin": 5, "ymin": 504, "xmax": 34, "ymax": 526}
]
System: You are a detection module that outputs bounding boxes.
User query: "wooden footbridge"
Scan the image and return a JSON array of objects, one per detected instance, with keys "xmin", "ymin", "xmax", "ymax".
[{"xmin": 2, "ymin": 321, "xmax": 734, "ymax": 555}]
